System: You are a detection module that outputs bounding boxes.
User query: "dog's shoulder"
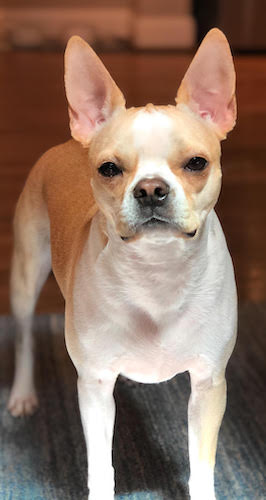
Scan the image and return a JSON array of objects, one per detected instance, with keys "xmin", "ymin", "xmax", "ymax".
[{"xmin": 38, "ymin": 138, "xmax": 97, "ymax": 222}]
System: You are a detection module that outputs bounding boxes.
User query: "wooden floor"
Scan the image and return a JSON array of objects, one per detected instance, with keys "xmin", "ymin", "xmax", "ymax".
[{"xmin": 1, "ymin": 50, "xmax": 266, "ymax": 313}]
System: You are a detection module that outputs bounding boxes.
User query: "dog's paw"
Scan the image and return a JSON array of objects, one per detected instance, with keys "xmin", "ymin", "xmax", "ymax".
[{"xmin": 7, "ymin": 392, "xmax": 39, "ymax": 417}]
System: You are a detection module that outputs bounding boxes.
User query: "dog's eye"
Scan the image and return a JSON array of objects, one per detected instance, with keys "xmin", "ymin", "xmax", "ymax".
[
  {"xmin": 98, "ymin": 162, "xmax": 122, "ymax": 178},
  {"xmin": 184, "ymin": 157, "xmax": 208, "ymax": 172}
]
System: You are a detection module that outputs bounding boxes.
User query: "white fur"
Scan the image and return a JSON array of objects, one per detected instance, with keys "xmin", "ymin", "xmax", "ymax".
[
  {"xmin": 67, "ymin": 207, "xmax": 237, "ymax": 500},
  {"xmin": 132, "ymin": 108, "xmax": 173, "ymax": 158},
  {"xmin": 71, "ymin": 210, "xmax": 236, "ymax": 382}
]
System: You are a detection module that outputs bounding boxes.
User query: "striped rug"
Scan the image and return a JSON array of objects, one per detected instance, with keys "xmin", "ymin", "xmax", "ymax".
[{"xmin": 0, "ymin": 304, "xmax": 265, "ymax": 499}]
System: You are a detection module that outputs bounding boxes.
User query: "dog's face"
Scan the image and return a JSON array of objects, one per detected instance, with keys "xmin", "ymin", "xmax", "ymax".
[
  {"xmin": 88, "ymin": 104, "xmax": 221, "ymax": 240},
  {"xmin": 64, "ymin": 29, "xmax": 236, "ymax": 241}
]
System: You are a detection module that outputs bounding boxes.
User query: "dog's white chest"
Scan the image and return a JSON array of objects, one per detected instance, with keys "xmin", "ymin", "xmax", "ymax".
[{"xmin": 72, "ymin": 211, "xmax": 237, "ymax": 384}]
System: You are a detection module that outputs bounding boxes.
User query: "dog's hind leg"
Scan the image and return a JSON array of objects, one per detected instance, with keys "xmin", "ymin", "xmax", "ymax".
[{"xmin": 8, "ymin": 186, "xmax": 51, "ymax": 416}]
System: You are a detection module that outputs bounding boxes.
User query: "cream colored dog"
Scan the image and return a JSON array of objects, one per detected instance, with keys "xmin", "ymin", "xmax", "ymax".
[{"xmin": 8, "ymin": 28, "xmax": 237, "ymax": 500}]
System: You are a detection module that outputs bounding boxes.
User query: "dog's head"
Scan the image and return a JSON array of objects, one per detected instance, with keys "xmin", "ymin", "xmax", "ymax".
[{"xmin": 64, "ymin": 29, "xmax": 236, "ymax": 241}]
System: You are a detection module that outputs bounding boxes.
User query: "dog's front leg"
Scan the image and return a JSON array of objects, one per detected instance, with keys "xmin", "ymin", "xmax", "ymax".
[
  {"xmin": 77, "ymin": 373, "xmax": 117, "ymax": 500},
  {"xmin": 187, "ymin": 371, "xmax": 227, "ymax": 500}
]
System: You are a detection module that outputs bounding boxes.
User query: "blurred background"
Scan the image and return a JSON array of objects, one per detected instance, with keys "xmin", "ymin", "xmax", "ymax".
[
  {"xmin": 1, "ymin": 0, "xmax": 266, "ymax": 312},
  {"xmin": 1, "ymin": 0, "xmax": 266, "ymax": 51}
]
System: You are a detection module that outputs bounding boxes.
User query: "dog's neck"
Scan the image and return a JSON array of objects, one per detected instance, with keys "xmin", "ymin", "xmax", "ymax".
[
  {"xmin": 83, "ymin": 211, "xmax": 215, "ymax": 319},
  {"xmin": 104, "ymin": 213, "xmax": 212, "ymax": 271}
]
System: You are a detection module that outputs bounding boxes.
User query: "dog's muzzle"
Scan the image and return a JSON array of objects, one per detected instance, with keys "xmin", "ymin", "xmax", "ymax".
[{"xmin": 120, "ymin": 177, "xmax": 197, "ymax": 241}]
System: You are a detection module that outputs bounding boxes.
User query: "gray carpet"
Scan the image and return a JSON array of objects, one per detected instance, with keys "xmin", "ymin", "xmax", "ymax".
[{"xmin": 0, "ymin": 304, "xmax": 265, "ymax": 499}]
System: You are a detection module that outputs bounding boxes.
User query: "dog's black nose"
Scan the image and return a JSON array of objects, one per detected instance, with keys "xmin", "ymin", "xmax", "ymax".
[{"xmin": 133, "ymin": 178, "xmax": 170, "ymax": 207}]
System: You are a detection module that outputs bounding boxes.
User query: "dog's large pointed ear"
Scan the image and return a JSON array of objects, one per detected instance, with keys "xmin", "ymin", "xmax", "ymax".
[
  {"xmin": 176, "ymin": 28, "xmax": 236, "ymax": 139},
  {"xmin": 64, "ymin": 36, "xmax": 126, "ymax": 146}
]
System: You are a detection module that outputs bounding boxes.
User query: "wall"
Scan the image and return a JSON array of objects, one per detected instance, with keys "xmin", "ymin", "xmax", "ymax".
[{"xmin": 0, "ymin": 0, "xmax": 196, "ymax": 50}]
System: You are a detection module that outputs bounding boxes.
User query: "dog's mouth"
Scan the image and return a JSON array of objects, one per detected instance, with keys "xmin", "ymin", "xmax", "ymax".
[
  {"xmin": 142, "ymin": 217, "xmax": 171, "ymax": 229},
  {"xmin": 121, "ymin": 217, "xmax": 197, "ymax": 241}
]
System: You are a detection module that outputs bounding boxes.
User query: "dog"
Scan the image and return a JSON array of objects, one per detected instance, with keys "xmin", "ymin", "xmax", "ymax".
[{"xmin": 8, "ymin": 28, "xmax": 237, "ymax": 500}]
